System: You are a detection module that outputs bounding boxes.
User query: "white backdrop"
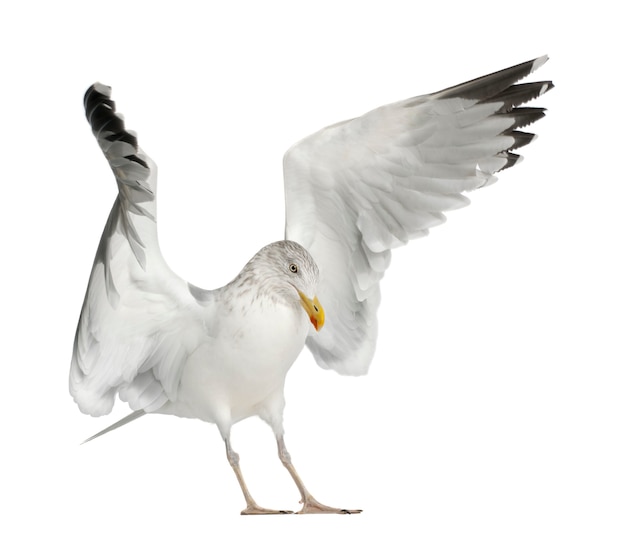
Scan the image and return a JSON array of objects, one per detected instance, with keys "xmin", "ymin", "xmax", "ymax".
[{"xmin": 2, "ymin": 1, "xmax": 624, "ymax": 532}]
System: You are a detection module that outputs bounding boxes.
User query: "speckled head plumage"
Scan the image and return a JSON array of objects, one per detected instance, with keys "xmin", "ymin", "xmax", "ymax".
[{"xmin": 228, "ymin": 240, "xmax": 323, "ymax": 329}]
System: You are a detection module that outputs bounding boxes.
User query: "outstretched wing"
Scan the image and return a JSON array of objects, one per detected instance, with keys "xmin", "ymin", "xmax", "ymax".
[
  {"xmin": 283, "ymin": 56, "xmax": 553, "ymax": 375},
  {"xmin": 70, "ymin": 84, "xmax": 209, "ymax": 416}
]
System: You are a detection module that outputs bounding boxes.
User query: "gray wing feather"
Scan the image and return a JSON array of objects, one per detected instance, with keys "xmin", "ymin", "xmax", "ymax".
[
  {"xmin": 283, "ymin": 56, "xmax": 553, "ymax": 375},
  {"xmin": 71, "ymin": 85, "xmax": 207, "ymax": 417}
]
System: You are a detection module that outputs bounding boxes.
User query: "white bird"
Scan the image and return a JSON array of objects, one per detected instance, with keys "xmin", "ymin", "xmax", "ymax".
[{"xmin": 71, "ymin": 56, "xmax": 553, "ymax": 514}]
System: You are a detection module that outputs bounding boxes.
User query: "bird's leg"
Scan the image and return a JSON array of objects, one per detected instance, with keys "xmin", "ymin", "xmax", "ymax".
[
  {"xmin": 224, "ymin": 438, "xmax": 293, "ymax": 515},
  {"xmin": 276, "ymin": 435, "xmax": 362, "ymax": 514}
]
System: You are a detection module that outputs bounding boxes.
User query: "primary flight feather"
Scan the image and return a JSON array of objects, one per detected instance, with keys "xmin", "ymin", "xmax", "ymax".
[{"xmin": 71, "ymin": 56, "xmax": 553, "ymax": 514}]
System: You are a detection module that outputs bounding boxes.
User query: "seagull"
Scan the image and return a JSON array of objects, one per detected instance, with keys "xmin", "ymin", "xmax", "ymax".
[{"xmin": 71, "ymin": 56, "xmax": 553, "ymax": 514}]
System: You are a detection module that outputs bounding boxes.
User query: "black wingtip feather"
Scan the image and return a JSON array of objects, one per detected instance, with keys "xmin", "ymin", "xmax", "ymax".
[
  {"xmin": 434, "ymin": 56, "xmax": 546, "ymax": 102},
  {"xmin": 124, "ymin": 154, "xmax": 150, "ymax": 169},
  {"xmin": 428, "ymin": 57, "xmax": 552, "ymax": 176},
  {"xmin": 484, "ymin": 81, "xmax": 554, "ymax": 111},
  {"xmin": 84, "ymin": 83, "xmax": 139, "ymax": 149},
  {"xmin": 509, "ymin": 130, "xmax": 537, "ymax": 150},
  {"xmin": 503, "ymin": 107, "xmax": 547, "ymax": 131},
  {"xmin": 500, "ymin": 152, "xmax": 521, "ymax": 172}
]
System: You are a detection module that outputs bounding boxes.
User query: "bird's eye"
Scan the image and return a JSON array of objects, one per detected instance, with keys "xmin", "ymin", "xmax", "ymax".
[{"xmin": 289, "ymin": 263, "xmax": 298, "ymax": 273}]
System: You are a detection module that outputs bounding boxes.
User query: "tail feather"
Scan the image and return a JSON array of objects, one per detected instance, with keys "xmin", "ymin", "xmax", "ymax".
[{"xmin": 81, "ymin": 410, "xmax": 146, "ymax": 444}]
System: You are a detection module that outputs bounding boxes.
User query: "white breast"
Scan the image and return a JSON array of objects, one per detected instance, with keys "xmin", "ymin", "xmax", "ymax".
[{"xmin": 166, "ymin": 295, "xmax": 310, "ymax": 425}]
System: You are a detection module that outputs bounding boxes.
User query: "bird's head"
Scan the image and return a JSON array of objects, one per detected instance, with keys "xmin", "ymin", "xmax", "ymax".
[{"xmin": 243, "ymin": 240, "xmax": 324, "ymax": 331}]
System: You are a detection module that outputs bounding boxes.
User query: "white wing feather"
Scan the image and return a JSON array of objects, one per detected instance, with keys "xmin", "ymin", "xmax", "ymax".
[
  {"xmin": 70, "ymin": 85, "xmax": 209, "ymax": 416},
  {"xmin": 284, "ymin": 56, "xmax": 553, "ymax": 375}
]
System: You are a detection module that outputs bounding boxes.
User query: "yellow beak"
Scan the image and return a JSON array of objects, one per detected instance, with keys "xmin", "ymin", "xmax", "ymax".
[{"xmin": 298, "ymin": 292, "xmax": 325, "ymax": 331}]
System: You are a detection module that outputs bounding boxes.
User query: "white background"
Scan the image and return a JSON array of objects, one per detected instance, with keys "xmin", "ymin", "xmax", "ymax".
[{"xmin": 2, "ymin": 1, "xmax": 624, "ymax": 532}]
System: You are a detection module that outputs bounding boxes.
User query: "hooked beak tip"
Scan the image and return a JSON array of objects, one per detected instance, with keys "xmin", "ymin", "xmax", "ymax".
[{"xmin": 298, "ymin": 292, "xmax": 325, "ymax": 331}]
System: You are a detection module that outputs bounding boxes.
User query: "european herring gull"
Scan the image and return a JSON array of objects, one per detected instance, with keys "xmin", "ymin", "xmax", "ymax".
[{"xmin": 70, "ymin": 56, "xmax": 553, "ymax": 514}]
